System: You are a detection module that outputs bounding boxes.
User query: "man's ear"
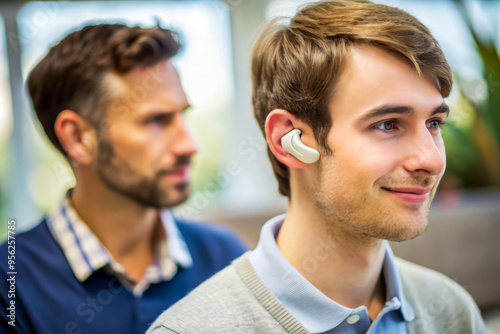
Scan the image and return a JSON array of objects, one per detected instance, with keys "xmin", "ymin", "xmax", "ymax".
[
  {"xmin": 54, "ymin": 110, "xmax": 98, "ymax": 165},
  {"xmin": 265, "ymin": 109, "xmax": 318, "ymax": 168}
]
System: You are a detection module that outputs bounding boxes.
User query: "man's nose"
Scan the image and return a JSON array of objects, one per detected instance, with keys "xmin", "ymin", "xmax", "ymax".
[
  {"xmin": 401, "ymin": 128, "xmax": 445, "ymax": 176},
  {"xmin": 172, "ymin": 116, "xmax": 198, "ymax": 157}
]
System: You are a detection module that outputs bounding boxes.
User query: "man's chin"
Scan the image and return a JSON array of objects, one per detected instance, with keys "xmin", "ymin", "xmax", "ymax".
[
  {"xmin": 120, "ymin": 185, "xmax": 191, "ymax": 209},
  {"xmin": 160, "ymin": 194, "xmax": 190, "ymax": 209},
  {"xmin": 154, "ymin": 184, "xmax": 191, "ymax": 208},
  {"xmin": 358, "ymin": 210, "xmax": 429, "ymax": 242},
  {"xmin": 385, "ymin": 228, "xmax": 426, "ymax": 242},
  {"xmin": 385, "ymin": 218, "xmax": 428, "ymax": 242}
]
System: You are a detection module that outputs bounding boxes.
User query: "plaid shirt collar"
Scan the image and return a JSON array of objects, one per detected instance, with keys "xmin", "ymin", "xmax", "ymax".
[{"xmin": 46, "ymin": 196, "xmax": 193, "ymax": 296}]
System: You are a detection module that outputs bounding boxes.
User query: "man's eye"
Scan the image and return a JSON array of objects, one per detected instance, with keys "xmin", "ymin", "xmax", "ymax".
[
  {"xmin": 374, "ymin": 121, "xmax": 396, "ymax": 131},
  {"xmin": 147, "ymin": 115, "xmax": 174, "ymax": 125},
  {"xmin": 427, "ymin": 120, "xmax": 443, "ymax": 129}
]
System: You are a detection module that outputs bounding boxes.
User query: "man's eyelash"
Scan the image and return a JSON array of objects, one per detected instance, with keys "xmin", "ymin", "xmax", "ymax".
[
  {"xmin": 372, "ymin": 119, "xmax": 398, "ymax": 131},
  {"xmin": 432, "ymin": 119, "xmax": 446, "ymax": 127}
]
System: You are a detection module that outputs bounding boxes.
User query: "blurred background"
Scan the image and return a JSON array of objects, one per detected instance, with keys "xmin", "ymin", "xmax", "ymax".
[{"xmin": 0, "ymin": 0, "xmax": 498, "ymax": 331}]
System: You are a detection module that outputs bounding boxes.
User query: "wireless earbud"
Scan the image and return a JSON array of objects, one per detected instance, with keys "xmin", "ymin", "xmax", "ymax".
[{"xmin": 281, "ymin": 129, "xmax": 320, "ymax": 163}]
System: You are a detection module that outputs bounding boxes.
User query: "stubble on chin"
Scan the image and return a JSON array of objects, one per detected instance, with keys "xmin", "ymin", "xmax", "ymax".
[
  {"xmin": 311, "ymin": 183, "xmax": 431, "ymax": 245},
  {"xmin": 96, "ymin": 139, "xmax": 191, "ymax": 208}
]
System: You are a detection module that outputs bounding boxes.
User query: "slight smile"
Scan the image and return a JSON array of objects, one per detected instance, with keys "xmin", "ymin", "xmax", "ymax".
[{"xmin": 381, "ymin": 187, "xmax": 432, "ymax": 203}]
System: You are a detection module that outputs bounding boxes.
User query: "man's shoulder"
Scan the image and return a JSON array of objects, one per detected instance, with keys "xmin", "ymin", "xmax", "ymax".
[
  {"xmin": 0, "ymin": 219, "xmax": 73, "ymax": 331},
  {"xmin": 395, "ymin": 256, "xmax": 473, "ymax": 297},
  {"xmin": 175, "ymin": 217, "xmax": 240, "ymax": 239},
  {"xmin": 0, "ymin": 219, "xmax": 66, "ymax": 275},
  {"xmin": 0, "ymin": 219, "xmax": 53, "ymax": 255},
  {"xmin": 147, "ymin": 258, "xmax": 255, "ymax": 333},
  {"xmin": 395, "ymin": 257, "xmax": 486, "ymax": 333},
  {"xmin": 174, "ymin": 217, "xmax": 248, "ymax": 253},
  {"xmin": 147, "ymin": 254, "xmax": 290, "ymax": 334}
]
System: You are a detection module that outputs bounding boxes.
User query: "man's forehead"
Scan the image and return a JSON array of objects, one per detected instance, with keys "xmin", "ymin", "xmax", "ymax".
[
  {"xmin": 330, "ymin": 44, "xmax": 444, "ymax": 119},
  {"xmin": 133, "ymin": 59, "xmax": 177, "ymax": 79},
  {"xmin": 104, "ymin": 59, "xmax": 181, "ymax": 96},
  {"xmin": 113, "ymin": 59, "xmax": 178, "ymax": 86},
  {"xmin": 101, "ymin": 60, "xmax": 187, "ymax": 116},
  {"xmin": 339, "ymin": 44, "xmax": 425, "ymax": 86}
]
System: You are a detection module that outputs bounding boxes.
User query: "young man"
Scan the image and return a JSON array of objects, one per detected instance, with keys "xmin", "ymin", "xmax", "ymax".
[
  {"xmin": 0, "ymin": 24, "xmax": 247, "ymax": 333},
  {"xmin": 148, "ymin": 1, "xmax": 486, "ymax": 333}
]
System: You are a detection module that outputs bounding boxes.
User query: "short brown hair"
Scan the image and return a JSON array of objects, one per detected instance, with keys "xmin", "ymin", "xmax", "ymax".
[
  {"xmin": 28, "ymin": 23, "xmax": 181, "ymax": 155},
  {"xmin": 251, "ymin": 0, "xmax": 452, "ymax": 198}
]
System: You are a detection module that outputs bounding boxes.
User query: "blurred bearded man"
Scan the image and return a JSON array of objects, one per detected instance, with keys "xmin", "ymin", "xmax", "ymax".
[{"xmin": 0, "ymin": 23, "xmax": 247, "ymax": 333}]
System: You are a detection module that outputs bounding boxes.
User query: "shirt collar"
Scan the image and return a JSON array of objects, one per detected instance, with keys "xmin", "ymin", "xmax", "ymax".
[
  {"xmin": 383, "ymin": 243, "xmax": 415, "ymax": 321},
  {"xmin": 46, "ymin": 195, "xmax": 193, "ymax": 294},
  {"xmin": 249, "ymin": 214, "xmax": 414, "ymax": 333},
  {"xmin": 162, "ymin": 210, "xmax": 193, "ymax": 268}
]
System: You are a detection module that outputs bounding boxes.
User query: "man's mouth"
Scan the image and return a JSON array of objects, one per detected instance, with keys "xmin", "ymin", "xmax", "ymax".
[
  {"xmin": 381, "ymin": 186, "xmax": 432, "ymax": 203},
  {"xmin": 161, "ymin": 166, "xmax": 191, "ymax": 182}
]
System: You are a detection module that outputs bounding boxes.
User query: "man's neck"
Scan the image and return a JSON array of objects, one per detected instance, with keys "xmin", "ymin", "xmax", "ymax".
[
  {"xmin": 277, "ymin": 202, "xmax": 387, "ymax": 320},
  {"xmin": 70, "ymin": 180, "xmax": 161, "ymax": 282}
]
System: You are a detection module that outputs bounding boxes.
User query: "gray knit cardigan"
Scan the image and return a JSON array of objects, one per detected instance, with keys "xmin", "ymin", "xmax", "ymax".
[{"xmin": 147, "ymin": 253, "xmax": 486, "ymax": 334}]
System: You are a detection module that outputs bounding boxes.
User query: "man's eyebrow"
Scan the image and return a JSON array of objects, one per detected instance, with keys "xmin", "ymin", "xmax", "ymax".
[
  {"xmin": 140, "ymin": 104, "xmax": 191, "ymax": 115},
  {"xmin": 357, "ymin": 103, "xmax": 450, "ymax": 125},
  {"xmin": 358, "ymin": 105, "xmax": 414, "ymax": 124},
  {"xmin": 136, "ymin": 104, "xmax": 192, "ymax": 121},
  {"xmin": 431, "ymin": 103, "xmax": 450, "ymax": 117}
]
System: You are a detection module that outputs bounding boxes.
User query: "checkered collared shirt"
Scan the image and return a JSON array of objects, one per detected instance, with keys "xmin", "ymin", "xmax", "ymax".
[{"xmin": 46, "ymin": 196, "xmax": 193, "ymax": 296}]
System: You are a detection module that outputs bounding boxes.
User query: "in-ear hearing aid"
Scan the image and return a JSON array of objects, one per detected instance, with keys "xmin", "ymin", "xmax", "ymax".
[{"xmin": 281, "ymin": 129, "xmax": 320, "ymax": 163}]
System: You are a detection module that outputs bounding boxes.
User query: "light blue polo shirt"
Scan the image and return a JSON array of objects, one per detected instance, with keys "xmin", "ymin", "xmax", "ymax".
[{"xmin": 249, "ymin": 214, "xmax": 415, "ymax": 333}]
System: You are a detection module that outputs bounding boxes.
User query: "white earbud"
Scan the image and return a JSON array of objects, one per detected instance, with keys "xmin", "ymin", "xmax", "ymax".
[{"xmin": 281, "ymin": 129, "xmax": 320, "ymax": 163}]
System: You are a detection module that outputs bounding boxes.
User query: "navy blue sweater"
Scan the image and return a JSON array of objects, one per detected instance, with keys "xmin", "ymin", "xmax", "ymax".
[{"xmin": 0, "ymin": 219, "xmax": 248, "ymax": 333}]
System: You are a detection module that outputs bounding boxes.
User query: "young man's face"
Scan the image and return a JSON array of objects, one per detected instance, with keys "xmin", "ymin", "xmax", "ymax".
[
  {"xmin": 311, "ymin": 44, "xmax": 448, "ymax": 241},
  {"xmin": 94, "ymin": 59, "xmax": 198, "ymax": 208}
]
